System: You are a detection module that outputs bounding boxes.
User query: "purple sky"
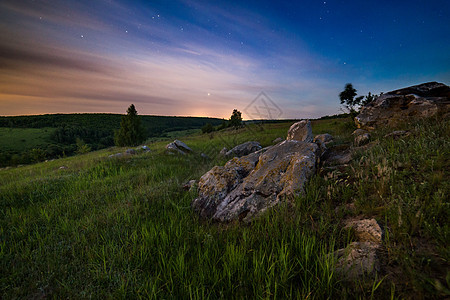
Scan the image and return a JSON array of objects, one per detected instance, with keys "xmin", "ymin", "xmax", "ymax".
[{"xmin": 1, "ymin": 0, "xmax": 449, "ymax": 119}]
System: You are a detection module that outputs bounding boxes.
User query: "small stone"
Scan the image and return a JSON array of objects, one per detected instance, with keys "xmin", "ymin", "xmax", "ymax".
[
  {"xmin": 345, "ymin": 218, "xmax": 383, "ymax": 244},
  {"xmin": 125, "ymin": 149, "xmax": 137, "ymax": 155},
  {"xmin": 354, "ymin": 133, "xmax": 370, "ymax": 146},
  {"xmin": 335, "ymin": 242, "xmax": 380, "ymax": 279},
  {"xmin": 165, "ymin": 140, "xmax": 192, "ymax": 155},
  {"xmin": 183, "ymin": 180, "xmax": 197, "ymax": 191},
  {"xmin": 219, "ymin": 147, "xmax": 228, "ymax": 156}
]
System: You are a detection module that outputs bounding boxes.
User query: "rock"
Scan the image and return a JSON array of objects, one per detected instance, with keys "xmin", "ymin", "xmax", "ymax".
[
  {"xmin": 183, "ymin": 180, "xmax": 197, "ymax": 191},
  {"xmin": 356, "ymin": 82, "xmax": 450, "ymax": 130},
  {"xmin": 286, "ymin": 120, "xmax": 313, "ymax": 142},
  {"xmin": 314, "ymin": 133, "xmax": 333, "ymax": 152},
  {"xmin": 173, "ymin": 140, "xmax": 193, "ymax": 152},
  {"xmin": 354, "ymin": 133, "xmax": 370, "ymax": 146},
  {"xmin": 314, "ymin": 133, "xmax": 333, "ymax": 144},
  {"xmin": 141, "ymin": 145, "xmax": 150, "ymax": 151},
  {"xmin": 219, "ymin": 147, "xmax": 228, "ymax": 156},
  {"xmin": 166, "ymin": 140, "xmax": 193, "ymax": 155},
  {"xmin": 321, "ymin": 145, "xmax": 352, "ymax": 166},
  {"xmin": 192, "ymin": 140, "xmax": 320, "ymax": 222},
  {"xmin": 225, "ymin": 141, "xmax": 262, "ymax": 158},
  {"xmin": 125, "ymin": 149, "xmax": 137, "ymax": 155},
  {"xmin": 335, "ymin": 242, "xmax": 380, "ymax": 279},
  {"xmin": 59, "ymin": 166, "xmax": 68, "ymax": 169},
  {"xmin": 352, "ymin": 129, "xmax": 368, "ymax": 136},
  {"xmin": 273, "ymin": 137, "xmax": 284, "ymax": 144},
  {"xmin": 345, "ymin": 218, "xmax": 383, "ymax": 244},
  {"xmin": 109, "ymin": 153, "xmax": 123, "ymax": 159},
  {"xmin": 384, "ymin": 130, "xmax": 410, "ymax": 140},
  {"xmin": 201, "ymin": 153, "xmax": 210, "ymax": 159},
  {"xmin": 335, "ymin": 218, "xmax": 383, "ymax": 279}
]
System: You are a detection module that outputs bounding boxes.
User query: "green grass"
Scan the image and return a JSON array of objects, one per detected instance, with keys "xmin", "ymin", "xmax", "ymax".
[
  {"xmin": 1, "ymin": 117, "xmax": 448, "ymax": 298},
  {"xmin": 0, "ymin": 127, "xmax": 55, "ymax": 152}
]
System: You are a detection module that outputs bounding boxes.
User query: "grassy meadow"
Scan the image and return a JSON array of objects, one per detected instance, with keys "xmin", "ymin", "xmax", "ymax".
[
  {"xmin": 0, "ymin": 127, "xmax": 55, "ymax": 152},
  {"xmin": 0, "ymin": 116, "xmax": 448, "ymax": 298}
]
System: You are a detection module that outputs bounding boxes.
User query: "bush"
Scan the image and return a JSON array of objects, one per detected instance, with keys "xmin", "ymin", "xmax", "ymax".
[{"xmin": 201, "ymin": 123, "xmax": 214, "ymax": 133}]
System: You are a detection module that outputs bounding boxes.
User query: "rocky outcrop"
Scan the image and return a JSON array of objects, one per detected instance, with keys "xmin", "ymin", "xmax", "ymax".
[
  {"xmin": 286, "ymin": 120, "xmax": 313, "ymax": 142},
  {"xmin": 192, "ymin": 140, "xmax": 320, "ymax": 222},
  {"xmin": 225, "ymin": 141, "xmax": 262, "ymax": 158},
  {"xmin": 166, "ymin": 140, "xmax": 193, "ymax": 155},
  {"xmin": 335, "ymin": 218, "xmax": 383, "ymax": 279},
  {"xmin": 356, "ymin": 82, "xmax": 450, "ymax": 130}
]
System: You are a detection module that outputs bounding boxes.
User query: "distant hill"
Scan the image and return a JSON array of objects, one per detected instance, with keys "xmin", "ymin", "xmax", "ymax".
[
  {"xmin": 0, "ymin": 114, "xmax": 224, "ymax": 166},
  {"xmin": 0, "ymin": 114, "xmax": 224, "ymax": 136}
]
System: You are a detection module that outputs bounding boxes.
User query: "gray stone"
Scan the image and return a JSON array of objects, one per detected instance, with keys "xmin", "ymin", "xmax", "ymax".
[
  {"xmin": 335, "ymin": 218, "xmax": 383, "ymax": 279},
  {"xmin": 286, "ymin": 120, "xmax": 313, "ymax": 142},
  {"xmin": 225, "ymin": 141, "xmax": 262, "ymax": 158},
  {"xmin": 335, "ymin": 242, "xmax": 380, "ymax": 279},
  {"xmin": 356, "ymin": 82, "xmax": 450, "ymax": 130},
  {"xmin": 352, "ymin": 129, "xmax": 368, "ymax": 136},
  {"xmin": 201, "ymin": 153, "xmax": 210, "ymax": 159},
  {"xmin": 314, "ymin": 133, "xmax": 333, "ymax": 152},
  {"xmin": 272, "ymin": 137, "xmax": 284, "ymax": 144},
  {"xmin": 166, "ymin": 140, "xmax": 193, "ymax": 155},
  {"xmin": 125, "ymin": 149, "xmax": 137, "ymax": 155},
  {"xmin": 183, "ymin": 180, "xmax": 197, "ymax": 191},
  {"xmin": 314, "ymin": 133, "xmax": 333, "ymax": 144},
  {"xmin": 192, "ymin": 140, "xmax": 320, "ymax": 223},
  {"xmin": 219, "ymin": 147, "xmax": 228, "ymax": 156},
  {"xmin": 109, "ymin": 153, "xmax": 123, "ymax": 159}
]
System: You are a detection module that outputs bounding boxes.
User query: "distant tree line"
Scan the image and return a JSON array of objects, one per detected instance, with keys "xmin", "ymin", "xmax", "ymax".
[{"xmin": 0, "ymin": 112, "xmax": 224, "ymax": 167}]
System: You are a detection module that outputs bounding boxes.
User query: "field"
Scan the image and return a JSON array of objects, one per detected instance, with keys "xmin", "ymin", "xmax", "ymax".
[
  {"xmin": 0, "ymin": 127, "xmax": 55, "ymax": 152},
  {"xmin": 0, "ymin": 114, "xmax": 225, "ymax": 167},
  {"xmin": 0, "ymin": 116, "xmax": 448, "ymax": 298}
]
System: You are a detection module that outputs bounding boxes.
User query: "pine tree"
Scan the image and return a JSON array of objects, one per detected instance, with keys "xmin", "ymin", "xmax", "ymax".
[
  {"xmin": 229, "ymin": 109, "xmax": 242, "ymax": 128},
  {"xmin": 114, "ymin": 104, "xmax": 146, "ymax": 146}
]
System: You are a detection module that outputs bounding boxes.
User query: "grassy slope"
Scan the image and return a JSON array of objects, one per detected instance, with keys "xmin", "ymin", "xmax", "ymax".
[
  {"xmin": 0, "ymin": 127, "xmax": 55, "ymax": 152},
  {"xmin": 0, "ymin": 117, "xmax": 448, "ymax": 298}
]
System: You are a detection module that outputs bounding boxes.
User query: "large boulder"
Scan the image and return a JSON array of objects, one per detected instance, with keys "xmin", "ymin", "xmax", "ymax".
[
  {"xmin": 356, "ymin": 82, "xmax": 450, "ymax": 130},
  {"xmin": 225, "ymin": 141, "xmax": 262, "ymax": 158},
  {"xmin": 166, "ymin": 140, "xmax": 193, "ymax": 155},
  {"xmin": 192, "ymin": 140, "xmax": 320, "ymax": 222},
  {"xmin": 286, "ymin": 120, "xmax": 313, "ymax": 142}
]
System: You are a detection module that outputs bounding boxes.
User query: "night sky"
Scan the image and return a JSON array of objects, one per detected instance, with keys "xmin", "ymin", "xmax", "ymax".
[{"xmin": 1, "ymin": 0, "xmax": 449, "ymax": 119}]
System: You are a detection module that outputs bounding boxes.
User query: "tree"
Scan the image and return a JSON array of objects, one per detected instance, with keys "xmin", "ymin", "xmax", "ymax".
[
  {"xmin": 201, "ymin": 123, "xmax": 214, "ymax": 133},
  {"xmin": 76, "ymin": 138, "xmax": 91, "ymax": 154},
  {"xmin": 114, "ymin": 104, "xmax": 146, "ymax": 146},
  {"xmin": 229, "ymin": 109, "xmax": 242, "ymax": 128},
  {"xmin": 339, "ymin": 83, "xmax": 363, "ymax": 118},
  {"xmin": 361, "ymin": 92, "xmax": 381, "ymax": 106}
]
